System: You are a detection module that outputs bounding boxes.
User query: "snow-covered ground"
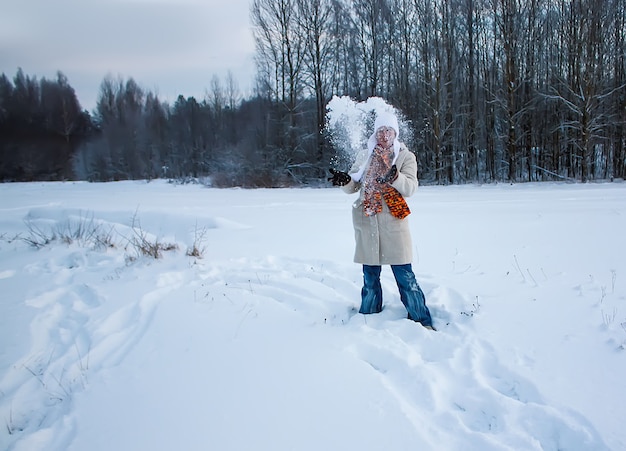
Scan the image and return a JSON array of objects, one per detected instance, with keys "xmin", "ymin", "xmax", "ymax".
[{"xmin": 1, "ymin": 180, "xmax": 625, "ymax": 450}]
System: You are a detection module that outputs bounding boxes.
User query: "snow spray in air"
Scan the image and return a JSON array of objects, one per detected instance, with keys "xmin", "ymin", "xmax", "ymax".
[{"xmin": 324, "ymin": 96, "xmax": 411, "ymax": 170}]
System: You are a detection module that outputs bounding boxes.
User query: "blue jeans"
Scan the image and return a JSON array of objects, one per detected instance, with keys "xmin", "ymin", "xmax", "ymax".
[{"xmin": 360, "ymin": 264, "xmax": 433, "ymax": 327}]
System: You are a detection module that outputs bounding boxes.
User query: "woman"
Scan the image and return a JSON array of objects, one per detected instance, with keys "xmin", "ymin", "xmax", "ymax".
[{"xmin": 329, "ymin": 111, "xmax": 434, "ymax": 330}]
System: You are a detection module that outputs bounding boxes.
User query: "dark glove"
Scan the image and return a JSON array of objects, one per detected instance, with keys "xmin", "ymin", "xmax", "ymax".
[
  {"xmin": 376, "ymin": 165, "xmax": 398, "ymax": 184},
  {"xmin": 328, "ymin": 168, "xmax": 351, "ymax": 186}
]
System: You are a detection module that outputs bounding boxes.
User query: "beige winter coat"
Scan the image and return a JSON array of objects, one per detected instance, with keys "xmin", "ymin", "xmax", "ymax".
[{"xmin": 341, "ymin": 143, "xmax": 418, "ymax": 265}]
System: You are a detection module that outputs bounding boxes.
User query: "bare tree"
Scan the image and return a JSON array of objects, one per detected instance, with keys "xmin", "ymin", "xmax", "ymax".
[
  {"xmin": 296, "ymin": 0, "xmax": 335, "ymax": 167},
  {"xmin": 208, "ymin": 75, "xmax": 225, "ymax": 116},
  {"xmin": 251, "ymin": 0, "xmax": 307, "ymax": 179},
  {"xmin": 225, "ymin": 70, "xmax": 242, "ymax": 111}
]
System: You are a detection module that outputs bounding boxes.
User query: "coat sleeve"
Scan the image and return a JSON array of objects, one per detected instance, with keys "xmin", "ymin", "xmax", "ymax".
[
  {"xmin": 340, "ymin": 149, "xmax": 369, "ymax": 194},
  {"xmin": 341, "ymin": 178, "xmax": 360, "ymax": 194},
  {"xmin": 391, "ymin": 147, "xmax": 418, "ymax": 198}
]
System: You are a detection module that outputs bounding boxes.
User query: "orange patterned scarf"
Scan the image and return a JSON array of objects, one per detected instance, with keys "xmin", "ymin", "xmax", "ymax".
[{"xmin": 362, "ymin": 146, "xmax": 411, "ymax": 219}]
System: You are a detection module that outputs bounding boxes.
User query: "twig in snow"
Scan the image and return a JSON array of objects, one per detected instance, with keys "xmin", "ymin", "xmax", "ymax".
[
  {"xmin": 127, "ymin": 210, "xmax": 178, "ymax": 260},
  {"xmin": 600, "ymin": 286, "xmax": 607, "ymax": 304},
  {"xmin": 602, "ymin": 308, "xmax": 617, "ymax": 327},
  {"xmin": 513, "ymin": 255, "xmax": 526, "ymax": 283},
  {"xmin": 461, "ymin": 296, "xmax": 481, "ymax": 317},
  {"xmin": 527, "ymin": 269, "xmax": 538, "ymax": 287},
  {"xmin": 50, "ymin": 368, "xmax": 71, "ymax": 399},
  {"xmin": 234, "ymin": 305, "xmax": 255, "ymax": 339},
  {"xmin": 23, "ymin": 364, "xmax": 46, "ymax": 389},
  {"xmin": 611, "ymin": 270, "xmax": 617, "ymax": 294},
  {"xmin": 75, "ymin": 341, "xmax": 90, "ymax": 373},
  {"xmin": 186, "ymin": 222, "xmax": 208, "ymax": 258},
  {"xmin": 22, "ymin": 220, "xmax": 55, "ymax": 248},
  {"xmin": 5, "ymin": 405, "xmax": 17, "ymax": 435}
]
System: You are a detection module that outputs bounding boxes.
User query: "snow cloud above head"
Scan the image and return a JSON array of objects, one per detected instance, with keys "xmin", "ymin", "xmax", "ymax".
[
  {"xmin": 0, "ymin": 0, "xmax": 255, "ymax": 110},
  {"xmin": 325, "ymin": 96, "xmax": 410, "ymax": 168}
]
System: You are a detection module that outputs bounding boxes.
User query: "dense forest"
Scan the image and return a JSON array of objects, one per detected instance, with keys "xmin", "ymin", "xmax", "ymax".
[{"xmin": 1, "ymin": 0, "xmax": 625, "ymax": 185}]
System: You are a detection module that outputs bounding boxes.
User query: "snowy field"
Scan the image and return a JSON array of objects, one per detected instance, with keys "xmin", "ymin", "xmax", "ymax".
[{"xmin": 1, "ymin": 180, "xmax": 625, "ymax": 450}]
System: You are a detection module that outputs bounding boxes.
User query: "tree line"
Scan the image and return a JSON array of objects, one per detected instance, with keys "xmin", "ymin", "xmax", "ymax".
[
  {"xmin": 2, "ymin": 0, "xmax": 625, "ymax": 185},
  {"xmin": 0, "ymin": 70, "xmax": 93, "ymax": 181}
]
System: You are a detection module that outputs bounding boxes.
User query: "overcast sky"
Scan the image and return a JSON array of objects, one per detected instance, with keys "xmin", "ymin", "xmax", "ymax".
[{"xmin": 0, "ymin": 0, "xmax": 256, "ymax": 111}]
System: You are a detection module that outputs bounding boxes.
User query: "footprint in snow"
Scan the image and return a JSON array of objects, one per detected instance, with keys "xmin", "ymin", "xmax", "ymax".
[{"xmin": 347, "ymin": 319, "xmax": 608, "ymax": 450}]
